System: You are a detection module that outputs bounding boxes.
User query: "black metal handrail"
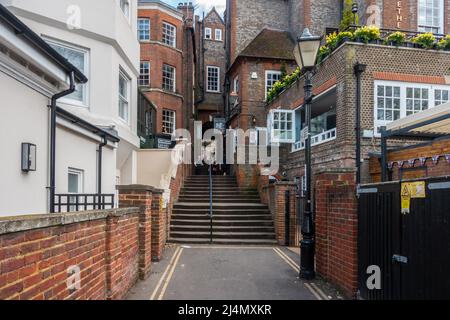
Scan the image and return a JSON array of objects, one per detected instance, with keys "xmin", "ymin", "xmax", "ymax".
[
  {"xmin": 54, "ymin": 194, "xmax": 115, "ymax": 213},
  {"xmin": 208, "ymin": 164, "xmax": 213, "ymax": 244}
]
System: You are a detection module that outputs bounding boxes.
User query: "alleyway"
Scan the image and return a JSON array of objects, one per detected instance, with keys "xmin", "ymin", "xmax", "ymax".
[{"xmin": 127, "ymin": 245, "xmax": 339, "ymax": 300}]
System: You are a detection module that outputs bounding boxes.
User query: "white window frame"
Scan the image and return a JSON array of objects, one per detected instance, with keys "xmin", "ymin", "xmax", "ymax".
[
  {"xmin": 45, "ymin": 38, "xmax": 89, "ymax": 107},
  {"xmin": 205, "ymin": 27, "xmax": 212, "ymax": 40},
  {"xmin": 267, "ymin": 109, "xmax": 295, "ymax": 144},
  {"xmin": 162, "ymin": 22, "xmax": 177, "ymax": 48},
  {"xmin": 265, "ymin": 70, "xmax": 282, "ymax": 99},
  {"xmin": 138, "ymin": 18, "xmax": 150, "ymax": 41},
  {"xmin": 162, "ymin": 109, "xmax": 176, "ymax": 134},
  {"xmin": 119, "ymin": 69, "xmax": 131, "ymax": 123},
  {"xmin": 68, "ymin": 168, "xmax": 84, "ymax": 194},
  {"xmin": 119, "ymin": 0, "xmax": 131, "ymax": 22},
  {"xmin": 233, "ymin": 75, "xmax": 239, "ymax": 94},
  {"xmin": 215, "ymin": 29, "xmax": 223, "ymax": 41},
  {"xmin": 206, "ymin": 66, "xmax": 220, "ymax": 93},
  {"xmin": 374, "ymin": 80, "xmax": 450, "ymax": 136},
  {"xmin": 435, "ymin": 88, "xmax": 450, "ymax": 106},
  {"xmin": 418, "ymin": 0, "xmax": 444, "ymax": 34},
  {"xmin": 162, "ymin": 64, "xmax": 176, "ymax": 92},
  {"xmin": 139, "ymin": 61, "xmax": 150, "ymax": 86}
]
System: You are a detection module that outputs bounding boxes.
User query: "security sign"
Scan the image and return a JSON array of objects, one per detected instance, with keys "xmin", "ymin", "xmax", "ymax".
[{"xmin": 401, "ymin": 181, "xmax": 426, "ymax": 215}]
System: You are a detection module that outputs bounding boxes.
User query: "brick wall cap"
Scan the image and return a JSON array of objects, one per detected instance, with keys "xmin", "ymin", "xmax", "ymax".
[
  {"xmin": 117, "ymin": 184, "xmax": 155, "ymax": 192},
  {"xmin": 0, "ymin": 208, "xmax": 140, "ymax": 235},
  {"xmin": 361, "ymin": 175, "xmax": 450, "ymax": 188}
]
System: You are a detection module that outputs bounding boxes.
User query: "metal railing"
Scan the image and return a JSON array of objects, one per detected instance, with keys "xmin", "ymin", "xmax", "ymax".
[
  {"xmin": 54, "ymin": 194, "xmax": 115, "ymax": 213},
  {"xmin": 208, "ymin": 164, "xmax": 213, "ymax": 244}
]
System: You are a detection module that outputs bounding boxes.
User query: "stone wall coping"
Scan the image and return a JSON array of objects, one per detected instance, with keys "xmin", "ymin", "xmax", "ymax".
[
  {"xmin": 0, "ymin": 208, "xmax": 140, "ymax": 236},
  {"xmin": 117, "ymin": 184, "xmax": 165, "ymax": 194}
]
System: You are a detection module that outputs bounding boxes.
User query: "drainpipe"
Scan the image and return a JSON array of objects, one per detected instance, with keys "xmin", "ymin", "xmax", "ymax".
[
  {"xmin": 97, "ymin": 136, "xmax": 108, "ymax": 209},
  {"xmin": 49, "ymin": 71, "xmax": 76, "ymax": 213},
  {"xmin": 354, "ymin": 63, "xmax": 367, "ymax": 186}
]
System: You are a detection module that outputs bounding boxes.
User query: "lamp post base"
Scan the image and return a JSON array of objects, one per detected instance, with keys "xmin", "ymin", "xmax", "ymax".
[{"xmin": 300, "ymin": 236, "xmax": 315, "ymax": 280}]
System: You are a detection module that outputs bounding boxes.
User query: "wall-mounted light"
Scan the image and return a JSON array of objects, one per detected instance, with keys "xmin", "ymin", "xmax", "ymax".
[{"xmin": 21, "ymin": 143, "xmax": 36, "ymax": 172}]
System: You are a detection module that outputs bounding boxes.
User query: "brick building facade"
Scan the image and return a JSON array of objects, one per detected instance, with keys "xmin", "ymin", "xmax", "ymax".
[
  {"xmin": 195, "ymin": 8, "xmax": 227, "ymax": 124},
  {"xmin": 137, "ymin": 0, "xmax": 196, "ymax": 139}
]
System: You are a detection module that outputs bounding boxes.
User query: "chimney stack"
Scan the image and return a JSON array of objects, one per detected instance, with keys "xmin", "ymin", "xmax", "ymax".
[{"xmin": 177, "ymin": 2, "xmax": 195, "ymax": 27}]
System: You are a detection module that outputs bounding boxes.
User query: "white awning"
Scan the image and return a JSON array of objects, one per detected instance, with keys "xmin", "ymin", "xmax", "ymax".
[{"xmin": 385, "ymin": 102, "xmax": 450, "ymax": 137}]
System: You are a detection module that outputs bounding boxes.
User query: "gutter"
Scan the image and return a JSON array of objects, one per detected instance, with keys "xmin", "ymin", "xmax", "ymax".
[
  {"xmin": 354, "ymin": 62, "xmax": 367, "ymax": 186},
  {"xmin": 49, "ymin": 71, "xmax": 76, "ymax": 213},
  {"xmin": 97, "ymin": 136, "xmax": 108, "ymax": 209}
]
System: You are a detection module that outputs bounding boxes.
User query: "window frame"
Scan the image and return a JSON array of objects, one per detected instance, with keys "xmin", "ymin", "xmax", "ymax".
[
  {"xmin": 206, "ymin": 66, "xmax": 220, "ymax": 93},
  {"xmin": 267, "ymin": 109, "xmax": 295, "ymax": 144},
  {"xmin": 119, "ymin": 68, "xmax": 131, "ymax": 123},
  {"xmin": 374, "ymin": 80, "xmax": 450, "ymax": 136},
  {"xmin": 205, "ymin": 27, "xmax": 212, "ymax": 40},
  {"xmin": 162, "ymin": 109, "xmax": 176, "ymax": 134},
  {"xmin": 68, "ymin": 168, "xmax": 84, "ymax": 194},
  {"xmin": 119, "ymin": 0, "xmax": 131, "ymax": 22},
  {"xmin": 215, "ymin": 29, "xmax": 223, "ymax": 41},
  {"xmin": 265, "ymin": 70, "xmax": 282, "ymax": 100},
  {"xmin": 45, "ymin": 38, "xmax": 89, "ymax": 107},
  {"xmin": 138, "ymin": 18, "xmax": 150, "ymax": 41},
  {"xmin": 233, "ymin": 75, "xmax": 239, "ymax": 94},
  {"xmin": 418, "ymin": 0, "xmax": 444, "ymax": 34},
  {"xmin": 162, "ymin": 21, "xmax": 177, "ymax": 48},
  {"xmin": 162, "ymin": 64, "xmax": 176, "ymax": 92},
  {"xmin": 139, "ymin": 61, "xmax": 150, "ymax": 86}
]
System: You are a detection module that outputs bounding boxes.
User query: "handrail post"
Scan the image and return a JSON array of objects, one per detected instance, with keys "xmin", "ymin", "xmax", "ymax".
[{"xmin": 209, "ymin": 164, "xmax": 213, "ymax": 244}]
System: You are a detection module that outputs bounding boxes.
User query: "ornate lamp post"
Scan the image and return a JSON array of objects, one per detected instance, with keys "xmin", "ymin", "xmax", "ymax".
[{"xmin": 293, "ymin": 28, "xmax": 322, "ymax": 280}]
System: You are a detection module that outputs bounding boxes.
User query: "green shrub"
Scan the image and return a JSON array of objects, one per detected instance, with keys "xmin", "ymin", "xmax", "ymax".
[
  {"xmin": 317, "ymin": 45, "xmax": 331, "ymax": 64},
  {"xmin": 354, "ymin": 25, "xmax": 381, "ymax": 43},
  {"xmin": 412, "ymin": 32, "xmax": 436, "ymax": 49},
  {"xmin": 438, "ymin": 35, "xmax": 450, "ymax": 49},
  {"xmin": 340, "ymin": 0, "xmax": 358, "ymax": 31},
  {"xmin": 266, "ymin": 67, "xmax": 301, "ymax": 103},
  {"xmin": 336, "ymin": 31, "xmax": 354, "ymax": 43},
  {"xmin": 386, "ymin": 31, "xmax": 406, "ymax": 45}
]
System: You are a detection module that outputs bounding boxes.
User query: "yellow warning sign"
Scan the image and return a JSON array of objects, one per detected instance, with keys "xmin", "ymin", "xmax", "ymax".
[
  {"xmin": 401, "ymin": 184, "xmax": 411, "ymax": 215},
  {"xmin": 401, "ymin": 181, "xmax": 426, "ymax": 215}
]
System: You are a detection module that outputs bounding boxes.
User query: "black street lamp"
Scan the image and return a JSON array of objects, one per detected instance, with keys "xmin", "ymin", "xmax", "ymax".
[{"xmin": 293, "ymin": 28, "xmax": 321, "ymax": 280}]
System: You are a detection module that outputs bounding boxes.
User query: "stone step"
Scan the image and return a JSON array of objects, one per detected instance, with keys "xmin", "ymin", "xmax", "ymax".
[
  {"xmin": 169, "ymin": 231, "xmax": 276, "ymax": 240},
  {"xmin": 170, "ymin": 219, "xmax": 274, "ymax": 226},
  {"xmin": 167, "ymin": 238, "xmax": 278, "ymax": 245},
  {"xmin": 174, "ymin": 202, "xmax": 268, "ymax": 209},
  {"xmin": 170, "ymin": 225, "xmax": 275, "ymax": 233},
  {"xmin": 177, "ymin": 198, "xmax": 261, "ymax": 204},
  {"xmin": 171, "ymin": 214, "xmax": 273, "ymax": 221}
]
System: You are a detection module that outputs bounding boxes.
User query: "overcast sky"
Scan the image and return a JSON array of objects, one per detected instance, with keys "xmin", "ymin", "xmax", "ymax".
[{"xmin": 165, "ymin": 0, "xmax": 226, "ymax": 16}]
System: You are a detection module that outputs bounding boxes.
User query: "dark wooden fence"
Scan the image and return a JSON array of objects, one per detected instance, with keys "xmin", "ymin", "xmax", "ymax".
[{"xmin": 358, "ymin": 177, "xmax": 450, "ymax": 300}]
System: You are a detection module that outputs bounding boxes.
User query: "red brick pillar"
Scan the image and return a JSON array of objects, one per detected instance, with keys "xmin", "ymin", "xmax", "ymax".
[
  {"xmin": 272, "ymin": 182, "xmax": 297, "ymax": 246},
  {"xmin": 151, "ymin": 189, "xmax": 166, "ymax": 261},
  {"xmin": 105, "ymin": 212, "xmax": 123, "ymax": 300},
  {"xmin": 315, "ymin": 169, "xmax": 358, "ymax": 298},
  {"xmin": 117, "ymin": 185, "xmax": 153, "ymax": 280}
]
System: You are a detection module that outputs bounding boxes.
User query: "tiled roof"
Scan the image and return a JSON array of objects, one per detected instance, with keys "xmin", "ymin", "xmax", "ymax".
[{"xmin": 239, "ymin": 29, "xmax": 295, "ymax": 60}]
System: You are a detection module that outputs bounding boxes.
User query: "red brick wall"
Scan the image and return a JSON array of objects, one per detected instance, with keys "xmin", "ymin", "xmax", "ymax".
[
  {"xmin": 139, "ymin": 8, "xmax": 185, "ymax": 134},
  {"xmin": 0, "ymin": 208, "xmax": 142, "ymax": 300},
  {"xmin": 262, "ymin": 182, "xmax": 298, "ymax": 246},
  {"xmin": 315, "ymin": 170, "xmax": 358, "ymax": 299}
]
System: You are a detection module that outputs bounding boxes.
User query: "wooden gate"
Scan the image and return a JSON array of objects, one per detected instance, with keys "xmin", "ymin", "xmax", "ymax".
[{"xmin": 358, "ymin": 177, "xmax": 450, "ymax": 300}]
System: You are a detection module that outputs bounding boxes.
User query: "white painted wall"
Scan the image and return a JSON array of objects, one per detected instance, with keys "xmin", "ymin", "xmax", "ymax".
[
  {"xmin": 0, "ymin": 72, "xmax": 49, "ymax": 216},
  {"xmin": 1, "ymin": 0, "xmax": 141, "ymax": 182},
  {"xmin": 0, "ymin": 71, "xmax": 118, "ymax": 217}
]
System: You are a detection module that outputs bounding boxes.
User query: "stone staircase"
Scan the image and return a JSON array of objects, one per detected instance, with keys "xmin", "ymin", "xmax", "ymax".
[{"xmin": 169, "ymin": 175, "xmax": 277, "ymax": 245}]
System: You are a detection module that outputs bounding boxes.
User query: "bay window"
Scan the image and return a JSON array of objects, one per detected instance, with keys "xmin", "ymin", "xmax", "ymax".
[
  {"xmin": 162, "ymin": 64, "xmax": 176, "ymax": 92},
  {"xmin": 374, "ymin": 81, "xmax": 450, "ymax": 135},
  {"xmin": 162, "ymin": 109, "xmax": 176, "ymax": 134}
]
